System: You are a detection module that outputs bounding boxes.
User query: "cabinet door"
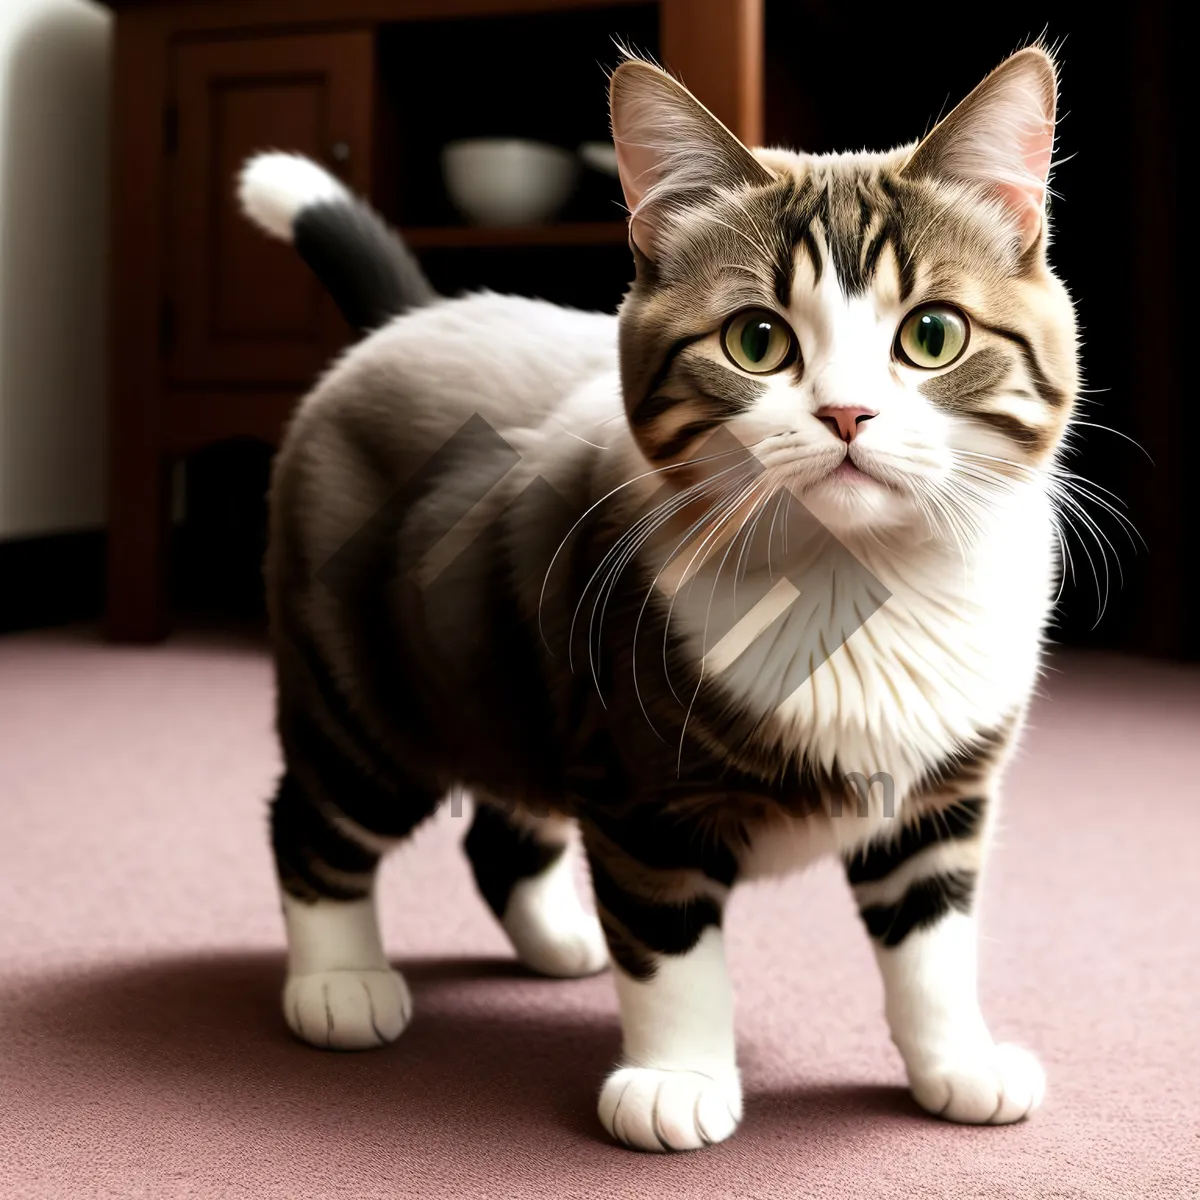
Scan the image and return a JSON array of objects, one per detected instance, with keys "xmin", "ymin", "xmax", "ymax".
[{"xmin": 168, "ymin": 32, "xmax": 373, "ymax": 384}]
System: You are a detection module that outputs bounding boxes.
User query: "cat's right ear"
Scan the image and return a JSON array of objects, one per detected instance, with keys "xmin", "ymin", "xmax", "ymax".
[
  {"xmin": 902, "ymin": 46, "xmax": 1057, "ymax": 252},
  {"xmin": 609, "ymin": 59, "xmax": 772, "ymax": 260}
]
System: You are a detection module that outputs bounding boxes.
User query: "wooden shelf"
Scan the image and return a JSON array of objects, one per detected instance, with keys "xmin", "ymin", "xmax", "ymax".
[{"xmin": 402, "ymin": 221, "xmax": 629, "ymax": 249}]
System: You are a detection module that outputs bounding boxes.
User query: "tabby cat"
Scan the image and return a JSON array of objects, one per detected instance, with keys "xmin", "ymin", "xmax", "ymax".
[{"xmin": 240, "ymin": 46, "xmax": 1073, "ymax": 1150}]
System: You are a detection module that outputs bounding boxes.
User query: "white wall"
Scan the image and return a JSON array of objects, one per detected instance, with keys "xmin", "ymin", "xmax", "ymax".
[{"xmin": 0, "ymin": 0, "xmax": 110, "ymax": 540}]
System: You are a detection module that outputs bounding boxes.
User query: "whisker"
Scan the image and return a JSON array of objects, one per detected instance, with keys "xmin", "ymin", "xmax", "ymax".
[
  {"xmin": 571, "ymin": 458, "xmax": 751, "ymax": 683},
  {"xmin": 735, "ymin": 484, "xmax": 776, "ymax": 587},
  {"xmin": 678, "ymin": 478, "xmax": 771, "ymax": 774},
  {"xmin": 539, "ymin": 440, "xmax": 761, "ymax": 650},
  {"xmin": 662, "ymin": 478, "xmax": 763, "ymax": 706},
  {"xmin": 1051, "ymin": 490, "xmax": 1111, "ymax": 623},
  {"xmin": 1065, "ymin": 419, "xmax": 1154, "ymax": 463},
  {"xmin": 585, "ymin": 472, "xmax": 731, "ymax": 700},
  {"xmin": 629, "ymin": 469, "xmax": 757, "ymax": 724},
  {"xmin": 764, "ymin": 487, "xmax": 788, "ymax": 580}
]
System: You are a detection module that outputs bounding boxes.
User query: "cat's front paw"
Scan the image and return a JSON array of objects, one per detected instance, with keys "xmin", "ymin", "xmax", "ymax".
[
  {"xmin": 908, "ymin": 1041, "xmax": 1045, "ymax": 1124},
  {"xmin": 598, "ymin": 1066, "xmax": 742, "ymax": 1151},
  {"xmin": 283, "ymin": 968, "xmax": 411, "ymax": 1050}
]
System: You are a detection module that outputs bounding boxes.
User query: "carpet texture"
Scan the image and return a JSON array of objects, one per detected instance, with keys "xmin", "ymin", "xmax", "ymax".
[{"xmin": 0, "ymin": 629, "xmax": 1196, "ymax": 1199}]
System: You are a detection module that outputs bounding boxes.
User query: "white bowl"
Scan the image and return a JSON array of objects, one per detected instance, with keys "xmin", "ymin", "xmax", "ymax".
[
  {"xmin": 441, "ymin": 139, "xmax": 580, "ymax": 227},
  {"xmin": 578, "ymin": 140, "xmax": 619, "ymax": 177}
]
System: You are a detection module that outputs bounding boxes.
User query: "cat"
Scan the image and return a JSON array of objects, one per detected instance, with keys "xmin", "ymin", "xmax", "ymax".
[{"xmin": 239, "ymin": 45, "xmax": 1073, "ymax": 1151}]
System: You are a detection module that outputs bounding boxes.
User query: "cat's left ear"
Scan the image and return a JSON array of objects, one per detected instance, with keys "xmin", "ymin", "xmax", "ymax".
[
  {"xmin": 903, "ymin": 46, "xmax": 1057, "ymax": 252},
  {"xmin": 609, "ymin": 59, "xmax": 773, "ymax": 259}
]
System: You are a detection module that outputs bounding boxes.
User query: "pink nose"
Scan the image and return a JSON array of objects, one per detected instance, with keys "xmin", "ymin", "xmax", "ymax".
[{"xmin": 815, "ymin": 406, "xmax": 878, "ymax": 443}]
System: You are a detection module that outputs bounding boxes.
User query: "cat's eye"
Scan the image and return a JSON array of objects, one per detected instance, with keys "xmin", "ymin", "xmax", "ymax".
[
  {"xmin": 894, "ymin": 304, "xmax": 970, "ymax": 369},
  {"xmin": 721, "ymin": 309, "xmax": 797, "ymax": 375}
]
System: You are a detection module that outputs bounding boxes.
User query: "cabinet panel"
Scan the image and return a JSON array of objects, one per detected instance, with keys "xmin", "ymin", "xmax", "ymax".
[{"xmin": 169, "ymin": 32, "xmax": 374, "ymax": 384}]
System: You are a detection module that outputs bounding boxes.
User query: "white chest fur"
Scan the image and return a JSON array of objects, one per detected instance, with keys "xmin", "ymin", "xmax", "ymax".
[{"xmin": 665, "ymin": 483, "xmax": 1056, "ymax": 873}]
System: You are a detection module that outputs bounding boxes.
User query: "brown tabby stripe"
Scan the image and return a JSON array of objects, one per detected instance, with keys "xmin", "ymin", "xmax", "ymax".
[
  {"xmin": 917, "ymin": 348, "xmax": 1050, "ymax": 452},
  {"xmin": 822, "ymin": 171, "xmax": 914, "ymax": 300},
  {"xmin": 583, "ymin": 804, "xmax": 740, "ymax": 886},
  {"xmin": 919, "ymin": 347, "xmax": 1011, "ymax": 409},
  {"xmin": 630, "ymin": 333, "xmax": 711, "ymax": 425},
  {"xmin": 741, "ymin": 169, "xmax": 917, "ymax": 309},
  {"xmin": 973, "ymin": 319, "xmax": 1067, "ymax": 409},
  {"xmin": 969, "ymin": 411, "xmax": 1051, "ymax": 451},
  {"xmin": 857, "ymin": 869, "xmax": 978, "ymax": 947},
  {"xmin": 632, "ymin": 387, "xmax": 695, "ymax": 428},
  {"xmin": 797, "ymin": 225, "xmax": 823, "ymax": 286},
  {"xmin": 637, "ymin": 352, "xmax": 767, "ymax": 461},
  {"xmin": 633, "ymin": 354, "xmax": 761, "ymax": 429},
  {"xmin": 844, "ymin": 796, "xmax": 985, "ymax": 885},
  {"xmin": 648, "ymin": 418, "xmax": 724, "ymax": 462},
  {"xmin": 280, "ymin": 701, "xmax": 438, "ymax": 841},
  {"xmin": 587, "ymin": 852, "xmax": 724, "ymax": 980},
  {"xmin": 678, "ymin": 356, "xmax": 766, "ymax": 409},
  {"xmin": 270, "ymin": 772, "xmax": 382, "ymax": 902},
  {"xmin": 463, "ymin": 801, "xmax": 565, "ymax": 918}
]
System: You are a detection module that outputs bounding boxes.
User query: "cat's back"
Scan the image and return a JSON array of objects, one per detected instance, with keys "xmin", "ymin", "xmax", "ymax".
[
  {"xmin": 268, "ymin": 292, "xmax": 617, "ymax": 584},
  {"xmin": 288, "ymin": 291, "xmax": 617, "ymax": 464}
]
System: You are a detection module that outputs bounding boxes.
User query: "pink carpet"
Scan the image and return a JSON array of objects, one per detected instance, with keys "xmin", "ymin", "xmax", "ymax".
[{"xmin": 1, "ymin": 628, "xmax": 1196, "ymax": 1198}]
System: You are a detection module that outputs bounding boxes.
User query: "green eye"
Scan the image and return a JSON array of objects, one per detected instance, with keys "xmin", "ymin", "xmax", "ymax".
[
  {"xmin": 721, "ymin": 309, "xmax": 797, "ymax": 374},
  {"xmin": 895, "ymin": 304, "xmax": 970, "ymax": 369}
]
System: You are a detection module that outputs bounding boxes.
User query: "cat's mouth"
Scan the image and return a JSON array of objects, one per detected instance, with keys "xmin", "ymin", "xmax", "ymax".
[
  {"xmin": 753, "ymin": 440, "xmax": 903, "ymax": 506},
  {"xmin": 829, "ymin": 459, "xmax": 872, "ymax": 482},
  {"xmin": 812, "ymin": 449, "xmax": 890, "ymax": 492}
]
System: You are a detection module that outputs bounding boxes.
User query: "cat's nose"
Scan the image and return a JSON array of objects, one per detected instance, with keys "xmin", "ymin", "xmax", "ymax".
[{"xmin": 815, "ymin": 406, "xmax": 878, "ymax": 443}]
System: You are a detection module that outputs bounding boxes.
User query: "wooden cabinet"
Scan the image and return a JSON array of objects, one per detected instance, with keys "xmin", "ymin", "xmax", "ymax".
[
  {"xmin": 169, "ymin": 32, "xmax": 374, "ymax": 384},
  {"xmin": 102, "ymin": 0, "xmax": 763, "ymax": 641}
]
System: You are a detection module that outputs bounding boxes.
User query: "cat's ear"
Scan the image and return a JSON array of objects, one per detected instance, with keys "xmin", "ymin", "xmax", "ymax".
[
  {"xmin": 903, "ymin": 46, "xmax": 1057, "ymax": 252},
  {"xmin": 609, "ymin": 59, "xmax": 772, "ymax": 259}
]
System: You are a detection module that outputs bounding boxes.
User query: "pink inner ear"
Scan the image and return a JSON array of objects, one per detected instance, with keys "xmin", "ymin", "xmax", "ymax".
[
  {"xmin": 613, "ymin": 137, "xmax": 657, "ymax": 214},
  {"xmin": 1024, "ymin": 124, "xmax": 1054, "ymax": 185},
  {"xmin": 1002, "ymin": 118, "xmax": 1054, "ymax": 247},
  {"xmin": 613, "ymin": 136, "xmax": 663, "ymax": 256},
  {"xmin": 997, "ymin": 181, "xmax": 1043, "ymax": 245}
]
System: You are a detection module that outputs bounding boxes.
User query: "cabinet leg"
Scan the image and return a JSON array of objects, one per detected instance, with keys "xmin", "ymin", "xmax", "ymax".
[{"xmin": 106, "ymin": 453, "xmax": 171, "ymax": 642}]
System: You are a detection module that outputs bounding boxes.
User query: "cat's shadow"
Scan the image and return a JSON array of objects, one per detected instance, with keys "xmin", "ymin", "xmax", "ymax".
[
  {"xmin": 9, "ymin": 950, "xmax": 920, "ymax": 1154},
  {"xmin": 10, "ymin": 951, "xmax": 623, "ymax": 1140}
]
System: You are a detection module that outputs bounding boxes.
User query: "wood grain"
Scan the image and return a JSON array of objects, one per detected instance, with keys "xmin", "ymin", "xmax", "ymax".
[
  {"xmin": 661, "ymin": 0, "xmax": 763, "ymax": 145},
  {"xmin": 169, "ymin": 31, "xmax": 373, "ymax": 384}
]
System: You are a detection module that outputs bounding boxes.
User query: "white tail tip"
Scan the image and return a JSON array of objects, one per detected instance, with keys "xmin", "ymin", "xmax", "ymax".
[{"xmin": 237, "ymin": 152, "xmax": 349, "ymax": 243}]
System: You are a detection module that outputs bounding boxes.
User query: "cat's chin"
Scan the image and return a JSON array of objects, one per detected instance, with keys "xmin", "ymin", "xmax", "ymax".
[{"xmin": 799, "ymin": 467, "xmax": 916, "ymax": 536}]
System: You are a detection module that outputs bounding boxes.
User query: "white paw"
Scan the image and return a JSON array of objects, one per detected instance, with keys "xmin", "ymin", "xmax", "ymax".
[
  {"xmin": 908, "ymin": 1042, "xmax": 1045, "ymax": 1124},
  {"xmin": 505, "ymin": 907, "xmax": 608, "ymax": 978},
  {"xmin": 598, "ymin": 1066, "xmax": 742, "ymax": 1151},
  {"xmin": 502, "ymin": 860, "xmax": 608, "ymax": 978},
  {"xmin": 283, "ymin": 968, "xmax": 411, "ymax": 1050}
]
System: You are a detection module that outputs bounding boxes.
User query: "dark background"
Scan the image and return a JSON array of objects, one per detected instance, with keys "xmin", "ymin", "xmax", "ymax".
[
  {"xmin": 763, "ymin": 0, "xmax": 1187, "ymax": 658},
  {"xmin": 16, "ymin": 1, "xmax": 1185, "ymax": 660}
]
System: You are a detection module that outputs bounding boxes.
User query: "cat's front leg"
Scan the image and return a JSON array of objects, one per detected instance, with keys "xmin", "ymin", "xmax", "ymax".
[
  {"xmin": 845, "ymin": 794, "xmax": 1045, "ymax": 1123},
  {"xmin": 584, "ymin": 827, "xmax": 740, "ymax": 1151}
]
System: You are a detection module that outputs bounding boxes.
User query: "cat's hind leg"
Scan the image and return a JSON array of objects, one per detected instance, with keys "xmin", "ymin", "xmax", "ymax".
[
  {"xmin": 271, "ymin": 768, "xmax": 438, "ymax": 1050},
  {"xmin": 463, "ymin": 799, "xmax": 607, "ymax": 978}
]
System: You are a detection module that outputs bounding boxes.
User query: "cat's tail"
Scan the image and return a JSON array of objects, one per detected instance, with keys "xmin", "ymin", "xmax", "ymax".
[{"xmin": 238, "ymin": 152, "xmax": 438, "ymax": 334}]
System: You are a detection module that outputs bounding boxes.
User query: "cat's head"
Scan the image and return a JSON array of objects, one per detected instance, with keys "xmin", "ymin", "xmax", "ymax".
[{"xmin": 611, "ymin": 47, "xmax": 1077, "ymax": 540}]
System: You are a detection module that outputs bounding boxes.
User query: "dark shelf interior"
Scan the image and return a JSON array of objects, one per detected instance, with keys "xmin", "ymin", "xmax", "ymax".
[
  {"xmin": 401, "ymin": 221, "xmax": 628, "ymax": 249},
  {"xmin": 373, "ymin": 5, "xmax": 656, "ymax": 309}
]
